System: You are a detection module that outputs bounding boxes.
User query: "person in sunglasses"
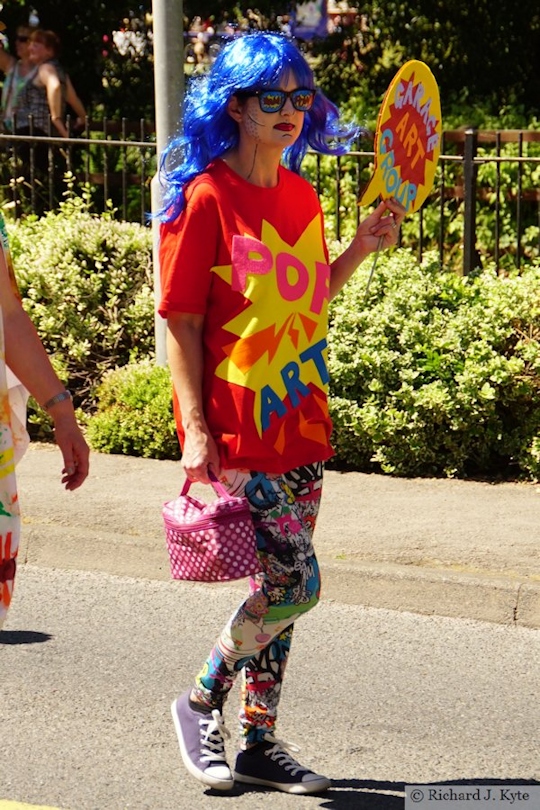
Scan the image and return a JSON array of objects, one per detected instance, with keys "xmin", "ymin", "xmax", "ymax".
[
  {"xmin": 0, "ymin": 23, "xmax": 36, "ymax": 134},
  {"xmin": 158, "ymin": 31, "xmax": 404, "ymax": 795}
]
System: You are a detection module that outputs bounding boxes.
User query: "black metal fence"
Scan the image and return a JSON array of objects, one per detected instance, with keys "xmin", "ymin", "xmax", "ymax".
[
  {"xmin": 312, "ymin": 128, "xmax": 540, "ymax": 274},
  {"xmin": 0, "ymin": 118, "xmax": 156, "ymax": 222},
  {"xmin": 1, "ymin": 120, "xmax": 539, "ymax": 275}
]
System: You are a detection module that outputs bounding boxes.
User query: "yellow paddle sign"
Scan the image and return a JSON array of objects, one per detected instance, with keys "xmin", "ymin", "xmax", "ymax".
[{"xmin": 360, "ymin": 60, "xmax": 442, "ymax": 213}]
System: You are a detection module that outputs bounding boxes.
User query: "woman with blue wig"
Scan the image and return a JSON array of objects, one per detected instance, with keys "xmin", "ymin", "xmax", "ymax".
[{"xmin": 159, "ymin": 31, "xmax": 404, "ymax": 795}]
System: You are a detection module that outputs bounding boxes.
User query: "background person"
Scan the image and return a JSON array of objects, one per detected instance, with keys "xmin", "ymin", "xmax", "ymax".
[
  {"xmin": 158, "ymin": 31, "xmax": 404, "ymax": 795},
  {"xmin": 13, "ymin": 29, "xmax": 86, "ymax": 212},
  {"xmin": 0, "ymin": 21, "xmax": 36, "ymax": 133},
  {"xmin": 15, "ymin": 29, "xmax": 86, "ymax": 138},
  {"xmin": 0, "ymin": 210, "xmax": 89, "ymax": 631}
]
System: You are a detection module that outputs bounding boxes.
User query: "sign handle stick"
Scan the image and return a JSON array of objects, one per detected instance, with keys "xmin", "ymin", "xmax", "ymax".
[{"xmin": 364, "ymin": 235, "xmax": 384, "ymax": 299}]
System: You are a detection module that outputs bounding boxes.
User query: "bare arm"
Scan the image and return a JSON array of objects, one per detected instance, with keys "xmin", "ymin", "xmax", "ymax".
[
  {"xmin": 166, "ymin": 311, "xmax": 220, "ymax": 484},
  {"xmin": 330, "ymin": 197, "xmax": 406, "ymax": 299},
  {"xmin": 39, "ymin": 63, "xmax": 68, "ymax": 137},
  {"xmin": 0, "ymin": 48, "xmax": 15, "ymax": 75},
  {"xmin": 65, "ymin": 75, "xmax": 86, "ymax": 125},
  {"xmin": 0, "ymin": 252, "xmax": 89, "ymax": 489}
]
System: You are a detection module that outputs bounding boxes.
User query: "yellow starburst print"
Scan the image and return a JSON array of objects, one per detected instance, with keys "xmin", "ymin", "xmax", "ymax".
[{"xmin": 212, "ymin": 215, "xmax": 331, "ymax": 448}]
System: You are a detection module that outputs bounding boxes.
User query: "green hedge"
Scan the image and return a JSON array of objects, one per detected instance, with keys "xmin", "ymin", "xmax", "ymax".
[
  {"xmin": 10, "ymin": 198, "xmax": 540, "ymax": 479},
  {"xmin": 327, "ymin": 246, "xmax": 540, "ymax": 479},
  {"xmin": 7, "ymin": 195, "xmax": 154, "ymax": 436},
  {"xmin": 85, "ymin": 360, "xmax": 179, "ymax": 459},
  {"xmin": 85, "ymin": 248, "xmax": 540, "ymax": 480}
]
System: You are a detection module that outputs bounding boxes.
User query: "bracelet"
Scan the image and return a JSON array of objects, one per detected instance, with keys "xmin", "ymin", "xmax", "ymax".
[{"xmin": 43, "ymin": 389, "xmax": 72, "ymax": 410}]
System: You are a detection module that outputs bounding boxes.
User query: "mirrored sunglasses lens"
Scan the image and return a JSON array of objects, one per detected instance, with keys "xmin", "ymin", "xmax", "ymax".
[
  {"xmin": 259, "ymin": 91, "xmax": 285, "ymax": 112},
  {"xmin": 292, "ymin": 90, "xmax": 314, "ymax": 110}
]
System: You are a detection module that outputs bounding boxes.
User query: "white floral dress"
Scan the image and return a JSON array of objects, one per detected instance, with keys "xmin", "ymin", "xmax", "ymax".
[{"xmin": 0, "ymin": 213, "xmax": 29, "ymax": 630}]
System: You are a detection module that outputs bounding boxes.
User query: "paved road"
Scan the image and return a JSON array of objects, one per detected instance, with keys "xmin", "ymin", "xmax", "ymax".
[
  {"xmin": 1, "ymin": 443, "xmax": 539, "ymax": 809},
  {"xmin": 13, "ymin": 444, "xmax": 540, "ymax": 627},
  {"xmin": 1, "ymin": 566, "xmax": 539, "ymax": 810}
]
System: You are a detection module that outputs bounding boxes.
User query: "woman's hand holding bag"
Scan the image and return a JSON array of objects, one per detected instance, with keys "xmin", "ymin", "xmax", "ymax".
[{"xmin": 162, "ymin": 470, "xmax": 260, "ymax": 582}]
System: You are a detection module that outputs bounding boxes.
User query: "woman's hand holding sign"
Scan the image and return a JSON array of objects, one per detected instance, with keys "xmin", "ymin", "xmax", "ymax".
[
  {"xmin": 359, "ymin": 197, "xmax": 406, "ymax": 251},
  {"xmin": 329, "ymin": 196, "xmax": 406, "ymax": 299}
]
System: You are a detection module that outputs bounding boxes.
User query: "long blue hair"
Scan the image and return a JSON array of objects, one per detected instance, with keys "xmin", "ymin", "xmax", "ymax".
[{"xmin": 159, "ymin": 31, "xmax": 360, "ymax": 221}]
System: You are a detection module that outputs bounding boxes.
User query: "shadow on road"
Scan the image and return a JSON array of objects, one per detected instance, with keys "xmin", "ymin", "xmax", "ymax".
[
  {"xmin": 0, "ymin": 630, "xmax": 53, "ymax": 645},
  {"xmin": 213, "ymin": 779, "xmax": 406, "ymax": 807},
  {"xmin": 320, "ymin": 779, "xmax": 405, "ymax": 808},
  {"xmin": 314, "ymin": 778, "xmax": 540, "ymax": 810}
]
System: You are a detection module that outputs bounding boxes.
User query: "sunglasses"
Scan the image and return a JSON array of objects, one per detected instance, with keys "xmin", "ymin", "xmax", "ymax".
[
  {"xmin": 237, "ymin": 88, "xmax": 316, "ymax": 114},
  {"xmin": 16, "ymin": 35, "xmax": 29, "ymax": 42}
]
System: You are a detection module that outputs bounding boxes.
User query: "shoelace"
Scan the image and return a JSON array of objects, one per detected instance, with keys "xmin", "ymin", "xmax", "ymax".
[
  {"xmin": 199, "ymin": 709, "xmax": 231, "ymax": 764},
  {"xmin": 261, "ymin": 733, "xmax": 306, "ymax": 775}
]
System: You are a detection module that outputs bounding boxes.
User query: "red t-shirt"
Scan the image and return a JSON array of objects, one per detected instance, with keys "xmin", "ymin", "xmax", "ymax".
[{"xmin": 159, "ymin": 159, "xmax": 334, "ymax": 473}]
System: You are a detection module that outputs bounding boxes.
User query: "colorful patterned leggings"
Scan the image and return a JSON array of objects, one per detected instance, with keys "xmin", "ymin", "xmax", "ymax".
[{"xmin": 193, "ymin": 462, "xmax": 324, "ymax": 746}]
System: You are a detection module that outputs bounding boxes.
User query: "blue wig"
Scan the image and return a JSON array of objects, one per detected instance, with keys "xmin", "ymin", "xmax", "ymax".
[{"xmin": 159, "ymin": 31, "xmax": 360, "ymax": 221}]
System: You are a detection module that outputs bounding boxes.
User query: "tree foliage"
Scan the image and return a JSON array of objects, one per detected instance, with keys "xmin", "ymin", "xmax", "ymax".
[
  {"xmin": 314, "ymin": 1, "xmax": 540, "ymax": 119},
  {"xmin": 1, "ymin": 1, "xmax": 539, "ymax": 125}
]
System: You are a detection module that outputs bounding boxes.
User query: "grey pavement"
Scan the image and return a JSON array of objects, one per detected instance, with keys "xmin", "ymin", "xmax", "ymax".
[
  {"xmin": 1, "ymin": 566, "xmax": 539, "ymax": 810},
  {"xmin": 2, "ymin": 444, "xmax": 540, "ymax": 810},
  {"xmin": 14, "ymin": 443, "xmax": 540, "ymax": 628}
]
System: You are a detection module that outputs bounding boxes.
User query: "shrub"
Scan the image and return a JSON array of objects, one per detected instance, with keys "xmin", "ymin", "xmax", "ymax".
[
  {"xmin": 85, "ymin": 360, "xmax": 180, "ymax": 459},
  {"xmin": 6, "ymin": 194, "xmax": 154, "ymax": 434},
  {"xmin": 11, "ymin": 192, "xmax": 540, "ymax": 480},
  {"xmin": 327, "ymin": 246, "xmax": 540, "ymax": 479}
]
